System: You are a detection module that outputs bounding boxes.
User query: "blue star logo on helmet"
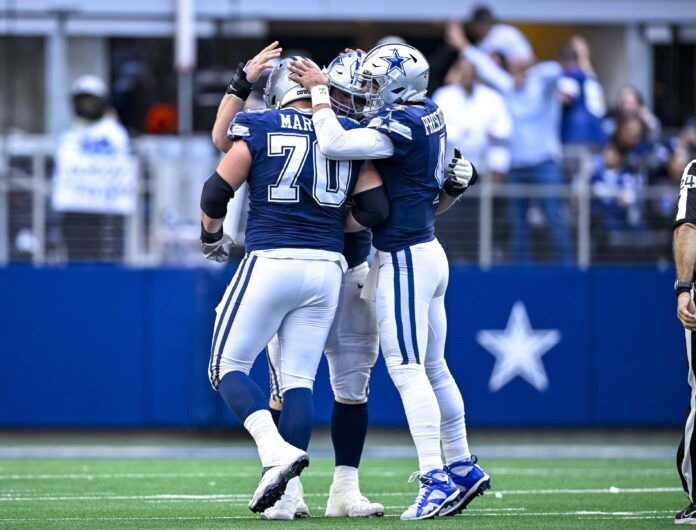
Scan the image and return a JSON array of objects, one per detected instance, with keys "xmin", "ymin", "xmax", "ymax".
[{"xmin": 379, "ymin": 48, "xmax": 411, "ymax": 75}]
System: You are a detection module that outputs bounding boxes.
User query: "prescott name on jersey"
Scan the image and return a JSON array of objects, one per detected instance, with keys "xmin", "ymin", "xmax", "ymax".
[{"xmin": 367, "ymin": 98, "xmax": 447, "ymax": 253}]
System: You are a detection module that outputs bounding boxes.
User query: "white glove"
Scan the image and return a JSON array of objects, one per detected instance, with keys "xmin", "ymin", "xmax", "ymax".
[{"xmin": 444, "ymin": 147, "xmax": 478, "ymax": 197}]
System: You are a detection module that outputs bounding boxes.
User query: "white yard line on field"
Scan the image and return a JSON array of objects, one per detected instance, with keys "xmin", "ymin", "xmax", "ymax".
[
  {"xmin": 0, "ymin": 487, "xmax": 683, "ymax": 502},
  {"xmin": 0, "ymin": 444, "xmax": 676, "ymax": 459},
  {"xmin": 0, "ymin": 468, "xmax": 674, "ymax": 481},
  {"xmin": 0, "ymin": 510, "xmax": 679, "ymax": 523},
  {"xmin": 0, "ymin": 470, "xmax": 400, "ymax": 480}
]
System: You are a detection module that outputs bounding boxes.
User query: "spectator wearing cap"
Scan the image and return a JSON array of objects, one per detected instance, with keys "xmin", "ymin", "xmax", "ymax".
[{"xmin": 51, "ymin": 75, "xmax": 132, "ymax": 262}]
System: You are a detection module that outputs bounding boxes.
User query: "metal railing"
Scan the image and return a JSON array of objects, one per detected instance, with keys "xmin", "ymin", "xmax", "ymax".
[{"xmin": 0, "ymin": 134, "xmax": 677, "ymax": 268}]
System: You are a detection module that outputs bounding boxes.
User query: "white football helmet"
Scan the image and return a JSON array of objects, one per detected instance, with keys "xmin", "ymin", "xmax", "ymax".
[
  {"xmin": 326, "ymin": 51, "xmax": 367, "ymax": 119},
  {"xmin": 264, "ymin": 56, "xmax": 314, "ymax": 109},
  {"xmin": 351, "ymin": 43, "xmax": 429, "ymax": 114}
]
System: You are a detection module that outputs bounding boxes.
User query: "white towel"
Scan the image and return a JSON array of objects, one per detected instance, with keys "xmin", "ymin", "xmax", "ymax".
[{"xmin": 360, "ymin": 251, "xmax": 381, "ymax": 302}]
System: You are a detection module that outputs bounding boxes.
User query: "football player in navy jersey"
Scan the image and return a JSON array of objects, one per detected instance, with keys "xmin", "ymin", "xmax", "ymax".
[
  {"xmin": 200, "ymin": 57, "xmax": 389, "ymax": 514},
  {"xmin": 210, "ymin": 48, "xmax": 384, "ymax": 519},
  {"xmin": 266, "ymin": 51, "xmax": 386, "ymax": 520},
  {"xmin": 290, "ymin": 43, "xmax": 490, "ymax": 520}
]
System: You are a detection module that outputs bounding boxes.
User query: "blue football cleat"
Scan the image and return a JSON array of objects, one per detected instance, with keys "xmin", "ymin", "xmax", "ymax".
[
  {"xmin": 439, "ymin": 456, "xmax": 491, "ymax": 516},
  {"xmin": 400, "ymin": 469, "xmax": 460, "ymax": 520}
]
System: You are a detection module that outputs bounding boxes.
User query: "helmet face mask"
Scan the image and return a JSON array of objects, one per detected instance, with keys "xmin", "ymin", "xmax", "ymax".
[
  {"xmin": 326, "ymin": 51, "xmax": 368, "ymax": 120},
  {"xmin": 329, "ymin": 86, "xmax": 365, "ymax": 119},
  {"xmin": 351, "ymin": 71, "xmax": 389, "ymax": 115}
]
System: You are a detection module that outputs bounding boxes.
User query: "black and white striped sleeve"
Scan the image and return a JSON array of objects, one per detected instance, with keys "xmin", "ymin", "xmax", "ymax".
[{"xmin": 675, "ymin": 160, "xmax": 696, "ymax": 228}]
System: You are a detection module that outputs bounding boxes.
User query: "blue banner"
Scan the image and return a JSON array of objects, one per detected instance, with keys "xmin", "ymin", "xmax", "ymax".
[{"xmin": 0, "ymin": 264, "xmax": 686, "ymax": 427}]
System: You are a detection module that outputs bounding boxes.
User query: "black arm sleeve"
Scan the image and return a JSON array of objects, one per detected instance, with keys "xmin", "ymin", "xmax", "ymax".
[
  {"xmin": 351, "ymin": 185, "xmax": 389, "ymax": 228},
  {"xmin": 200, "ymin": 171, "xmax": 235, "ymax": 219}
]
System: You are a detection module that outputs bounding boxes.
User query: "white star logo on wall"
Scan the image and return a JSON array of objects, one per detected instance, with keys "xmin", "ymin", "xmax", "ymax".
[{"xmin": 476, "ymin": 302, "xmax": 561, "ymax": 392}]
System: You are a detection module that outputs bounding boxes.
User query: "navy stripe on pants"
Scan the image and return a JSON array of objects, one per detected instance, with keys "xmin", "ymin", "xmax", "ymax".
[
  {"xmin": 404, "ymin": 248, "xmax": 420, "ymax": 364},
  {"xmin": 208, "ymin": 257, "xmax": 249, "ymax": 384},
  {"xmin": 391, "ymin": 252, "xmax": 409, "ymax": 365},
  {"xmin": 211, "ymin": 256, "xmax": 258, "ymax": 388}
]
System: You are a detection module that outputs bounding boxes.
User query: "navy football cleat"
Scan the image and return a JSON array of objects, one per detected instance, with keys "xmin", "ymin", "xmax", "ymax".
[
  {"xmin": 439, "ymin": 456, "xmax": 491, "ymax": 516},
  {"xmin": 248, "ymin": 451, "xmax": 309, "ymax": 513}
]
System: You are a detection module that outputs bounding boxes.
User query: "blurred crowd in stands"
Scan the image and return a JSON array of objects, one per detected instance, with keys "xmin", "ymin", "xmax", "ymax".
[
  {"xmin": 39, "ymin": 4, "xmax": 694, "ymax": 265},
  {"xmin": 425, "ymin": 5, "xmax": 695, "ymax": 264}
]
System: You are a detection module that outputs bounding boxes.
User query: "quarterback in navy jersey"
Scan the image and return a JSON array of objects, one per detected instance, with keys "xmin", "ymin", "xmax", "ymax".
[
  {"xmin": 290, "ymin": 43, "xmax": 489, "ymax": 520},
  {"xmin": 200, "ymin": 55, "xmax": 388, "ymax": 515},
  {"xmin": 209, "ymin": 47, "xmax": 385, "ymax": 519}
]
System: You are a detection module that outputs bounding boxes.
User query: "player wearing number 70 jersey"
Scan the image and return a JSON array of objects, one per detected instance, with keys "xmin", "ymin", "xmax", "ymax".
[
  {"xmin": 199, "ymin": 57, "xmax": 389, "ymax": 513},
  {"xmin": 289, "ymin": 43, "xmax": 489, "ymax": 520}
]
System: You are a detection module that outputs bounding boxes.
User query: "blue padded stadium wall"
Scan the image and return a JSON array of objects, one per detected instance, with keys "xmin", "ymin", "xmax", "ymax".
[{"xmin": 0, "ymin": 264, "xmax": 686, "ymax": 427}]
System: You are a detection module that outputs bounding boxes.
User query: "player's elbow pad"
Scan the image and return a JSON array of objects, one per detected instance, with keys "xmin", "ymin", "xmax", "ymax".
[
  {"xmin": 351, "ymin": 185, "xmax": 389, "ymax": 228},
  {"xmin": 200, "ymin": 171, "xmax": 234, "ymax": 219}
]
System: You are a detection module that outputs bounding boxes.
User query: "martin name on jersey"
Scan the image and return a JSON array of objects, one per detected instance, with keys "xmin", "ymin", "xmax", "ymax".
[{"xmin": 228, "ymin": 107, "xmax": 364, "ymax": 254}]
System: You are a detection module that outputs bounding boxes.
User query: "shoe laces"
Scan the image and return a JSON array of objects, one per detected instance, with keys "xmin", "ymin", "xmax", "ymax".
[{"xmin": 407, "ymin": 472, "xmax": 433, "ymax": 509}]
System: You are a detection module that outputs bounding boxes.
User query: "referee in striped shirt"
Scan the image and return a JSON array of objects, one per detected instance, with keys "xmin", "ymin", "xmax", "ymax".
[{"xmin": 674, "ymin": 159, "xmax": 696, "ymax": 525}]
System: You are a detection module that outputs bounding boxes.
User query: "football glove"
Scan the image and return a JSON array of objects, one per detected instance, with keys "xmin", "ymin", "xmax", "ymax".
[
  {"xmin": 443, "ymin": 147, "xmax": 478, "ymax": 198},
  {"xmin": 200, "ymin": 223, "xmax": 235, "ymax": 263}
]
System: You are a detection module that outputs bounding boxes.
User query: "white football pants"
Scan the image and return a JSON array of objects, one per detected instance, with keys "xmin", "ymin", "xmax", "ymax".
[
  {"xmin": 268, "ymin": 261, "xmax": 379, "ymax": 403},
  {"xmin": 209, "ymin": 254, "xmax": 342, "ymax": 392},
  {"xmin": 375, "ymin": 238, "xmax": 470, "ymax": 473}
]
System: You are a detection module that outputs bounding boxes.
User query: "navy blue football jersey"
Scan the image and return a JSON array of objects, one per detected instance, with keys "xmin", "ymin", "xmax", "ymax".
[
  {"xmin": 229, "ymin": 108, "xmax": 363, "ymax": 254},
  {"xmin": 366, "ymin": 98, "xmax": 446, "ymax": 252}
]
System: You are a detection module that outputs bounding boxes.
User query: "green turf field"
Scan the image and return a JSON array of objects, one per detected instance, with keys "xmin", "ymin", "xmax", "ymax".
[{"xmin": 0, "ymin": 456, "xmax": 686, "ymax": 528}]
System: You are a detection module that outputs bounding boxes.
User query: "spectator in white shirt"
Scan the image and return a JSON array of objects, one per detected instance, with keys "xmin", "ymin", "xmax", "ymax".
[
  {"xmin": 432, "ymin": 58, "xmax": 512, "ymax": 263},
  {"xmin": 432, "ymin": 57, "xmax": 512, "ymax": 181}
]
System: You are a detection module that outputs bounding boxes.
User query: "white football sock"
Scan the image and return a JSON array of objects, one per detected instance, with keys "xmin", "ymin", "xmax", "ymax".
[
  {"xmin": 387, "ymin": 362, "xmax": 443, "ymax": 475},
  {"xmin": 244, "ymin": 409, "xmax": 287, "ymax": 467},
  {"xmin": 426, "ymin": 358, "xmax": 471, "ymax": 464},
  {"xmin": 332, "ymin": 465, "xmax": 359, "ymax": 491}
]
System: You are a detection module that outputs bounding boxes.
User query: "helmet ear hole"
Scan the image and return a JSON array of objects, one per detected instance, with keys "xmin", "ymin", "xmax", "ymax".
[{"xmin": 271, "ymin": 95, "xmax": 276, "ymax": 107}]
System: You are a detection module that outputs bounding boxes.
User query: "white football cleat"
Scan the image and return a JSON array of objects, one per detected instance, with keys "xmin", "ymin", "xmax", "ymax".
[
  {"xmin": 261, "ymin": 477, "xmax": 304, "ymax": 520},
  {"xmin": 295, "ymin": 478, "xmax": 310, "ymax": 518},
  {"xmin": 324, "ymin": 470, "xmax": 384, "ymax": 517},
  {"xmin": 325, "ymin": 489, "xmax": 384, "ymax": 517},
  {"xmin": 248, "ymin": 445, "xmax": 309, "ymax": 513}
]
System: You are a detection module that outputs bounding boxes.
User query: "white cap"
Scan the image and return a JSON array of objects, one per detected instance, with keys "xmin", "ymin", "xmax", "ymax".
[{"xmin": 71, "ymin": 75, "xmax": 108, "ymax": 97}]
